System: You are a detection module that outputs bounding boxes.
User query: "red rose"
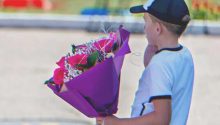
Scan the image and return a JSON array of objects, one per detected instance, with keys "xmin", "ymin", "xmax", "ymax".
[
  {"xmin": 94, "ymin": 38, "xmax": 114, "ymax": 53},
  {"xmin": 53, "ymin": 68, "xmax": 65, "ymax": 85},
  {"xmin": 109, "ymin": 32, "xmax": 117, "ymax": 41},
  {"xmin": 94, "ymin": 33, "xmax": 118, "ymax": 53},
  {"xmin": 68, "ymin": 54, "xmax": 88, "ymax": 67},
  {"xmin": 56, "ymin": 57, "xmax": 65, "ymax": 68},
  {"xmin": 56, "ymin": 54, "xmax": 88, "ymax": 69}
]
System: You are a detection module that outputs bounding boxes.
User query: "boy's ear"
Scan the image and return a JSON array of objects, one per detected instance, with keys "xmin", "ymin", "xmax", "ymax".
[{"xmin": 155, "ymin": 22, "xmax": 162, "ymax": 35}]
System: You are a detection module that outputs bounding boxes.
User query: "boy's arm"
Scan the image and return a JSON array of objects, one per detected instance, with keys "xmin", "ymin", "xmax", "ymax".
[{"xmin": 103, "ymin": 98, "xmax": 171, "ymax": 125}]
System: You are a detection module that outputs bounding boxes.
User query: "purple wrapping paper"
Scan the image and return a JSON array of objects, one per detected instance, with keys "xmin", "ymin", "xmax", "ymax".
[{"xmin": 47, "ymin": 27, "xmax": 131, "ymax": 118}]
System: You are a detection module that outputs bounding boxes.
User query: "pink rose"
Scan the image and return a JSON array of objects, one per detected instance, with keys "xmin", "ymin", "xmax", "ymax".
[
  {"xmin": 56, "ymin": 57, "xmax": 65, "ymax": 68},
  {"xmin": 109, "ymin": 32, "xmax": 117, "ymax": 41},
  {"xmin": 94, "ymin": 39, "xmax": 113, "ymax": 53},
  {"xmin": 76, "ymin": 44, "xmax": 87, "ymax": 49},
  {"xmin": 94, "ymin": 33, "xmax": 118, "ymax": 53},
  {"xmin": 56, "ymin": 54, "xmax": 88, "ymax": 69},
  {"xmin": 53, "ymin": 68, "xmax": 65, "ymax": 85},
  {"xmin": 68, "ymin": 54, "xmax": 88, "ymax": 67}
]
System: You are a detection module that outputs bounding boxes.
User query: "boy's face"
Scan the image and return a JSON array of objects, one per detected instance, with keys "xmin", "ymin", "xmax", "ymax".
[{"xmin": 143, "ymin": 13, "xmax": 158, "ymax": 45}]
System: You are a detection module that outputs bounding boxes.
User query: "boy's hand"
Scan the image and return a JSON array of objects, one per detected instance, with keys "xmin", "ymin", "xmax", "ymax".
[
  {"xmin": 96, "ymin": 117, "xmax": 104, "ymax": 125},
  {"xmin": 103, "ymin": 115, "xmax": 120, "ymax": 125},
  {"xmin": 144, "ymin": 44, "xmax": 158, "ymax": 67},
  {"xmin": 96, "ymin": 115, "xmax": 120, "ymax": 125}
]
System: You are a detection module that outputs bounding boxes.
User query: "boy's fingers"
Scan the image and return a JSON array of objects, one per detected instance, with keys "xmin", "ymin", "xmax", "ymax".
[
  {"xmin": 96, "ymin": 120, "xmax": 102, "ymax": 125},
  {"xmin": 96, "ymin": 117, "xmax": 104, "ymax": 125},
  {"xmin": 96, "ymin": 117, "xmax": 104, "ymax": 120}
]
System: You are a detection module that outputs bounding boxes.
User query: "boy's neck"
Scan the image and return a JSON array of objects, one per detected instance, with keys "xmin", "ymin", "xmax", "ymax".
[{"xmin": 156, "ymin": 35, "xmax": 179, "ymax": 50}]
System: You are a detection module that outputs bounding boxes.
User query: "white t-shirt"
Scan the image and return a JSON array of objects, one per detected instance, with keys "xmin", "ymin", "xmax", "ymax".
[{"xmin": 131, "ymin": 45, "xmax": 194, "ymax": 125}]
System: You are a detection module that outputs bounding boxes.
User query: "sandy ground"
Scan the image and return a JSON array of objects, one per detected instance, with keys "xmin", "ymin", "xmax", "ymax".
[{"xmin": 0, "ymin": 28, "xmax": 219, "ymax": 125}]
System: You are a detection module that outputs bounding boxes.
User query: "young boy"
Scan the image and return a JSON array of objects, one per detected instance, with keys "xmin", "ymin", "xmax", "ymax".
[{"xmin": 97, "ymin": 0, "xmax": 194, "ymax": 125}]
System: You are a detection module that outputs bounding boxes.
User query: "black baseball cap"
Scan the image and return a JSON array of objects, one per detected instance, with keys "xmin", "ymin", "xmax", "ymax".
[{"xmin": 130, "ymin": 0, "xmax": 191, "ymax": 26}]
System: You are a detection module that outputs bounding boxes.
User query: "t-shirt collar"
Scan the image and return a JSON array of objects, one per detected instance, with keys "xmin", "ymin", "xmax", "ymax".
[{"xmin": 155, "ymin": 44, "xmax": 183, "ymax": 54}]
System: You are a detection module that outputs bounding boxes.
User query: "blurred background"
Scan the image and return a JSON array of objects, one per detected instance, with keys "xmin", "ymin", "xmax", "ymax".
[
  {"xmin": 0, "ymin": 0, "xmax": 219, "ymax": 19},
  {"xmin": 0, "ymin": 0, "xmax": 220, "ymax": 125}
]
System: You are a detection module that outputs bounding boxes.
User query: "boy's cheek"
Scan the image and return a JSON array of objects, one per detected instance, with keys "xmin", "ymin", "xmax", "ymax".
[
  {"xmin": 144, "ymin": 29, "xmax": 151, "ymax": 42},
  {"xmin": 146, "ymin": 35, "xmax": 154, "ymax": 45},
  {"xmin": 146, "ymin": 30, "xmax": 157, "ymax": 45}
]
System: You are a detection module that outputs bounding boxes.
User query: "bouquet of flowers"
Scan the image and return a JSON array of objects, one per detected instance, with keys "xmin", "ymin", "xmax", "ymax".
[{"xmin": 45, "ymin": 26, "xmax": 130, "ymax": 118}]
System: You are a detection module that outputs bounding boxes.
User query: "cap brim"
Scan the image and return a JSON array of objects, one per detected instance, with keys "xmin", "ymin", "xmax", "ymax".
[{"xmin": 130, "ymin": 5, "xmax": 147, "ymax": 13}]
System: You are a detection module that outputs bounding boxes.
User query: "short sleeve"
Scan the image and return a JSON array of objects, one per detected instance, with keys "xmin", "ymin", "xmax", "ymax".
[{"xmin": 144, "ymin": 62, "xmax": 173, "ymax": 102}]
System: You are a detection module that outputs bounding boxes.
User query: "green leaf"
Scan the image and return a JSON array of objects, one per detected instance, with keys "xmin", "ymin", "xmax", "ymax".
[
  {"xmin": 44, "ymin": 80, "xmax": 49, "ymax": 85},
  {"xmin": 44, "ymin": 78, "xmax": 54, "ymax": 85},
  {"xmin": 72, "ymin": 44, "xmax": 76, "ymax": 54},
  {"xmin": 112, "ymin": 42, "xmax": 119, "ymax": 52},
  {"xmin": 76, "ymin": 64, "xmax": 89, "ymax": 69},
  {"xmin": 87, "ymin": 51, "xmax": 99, "ymax": 68}
]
